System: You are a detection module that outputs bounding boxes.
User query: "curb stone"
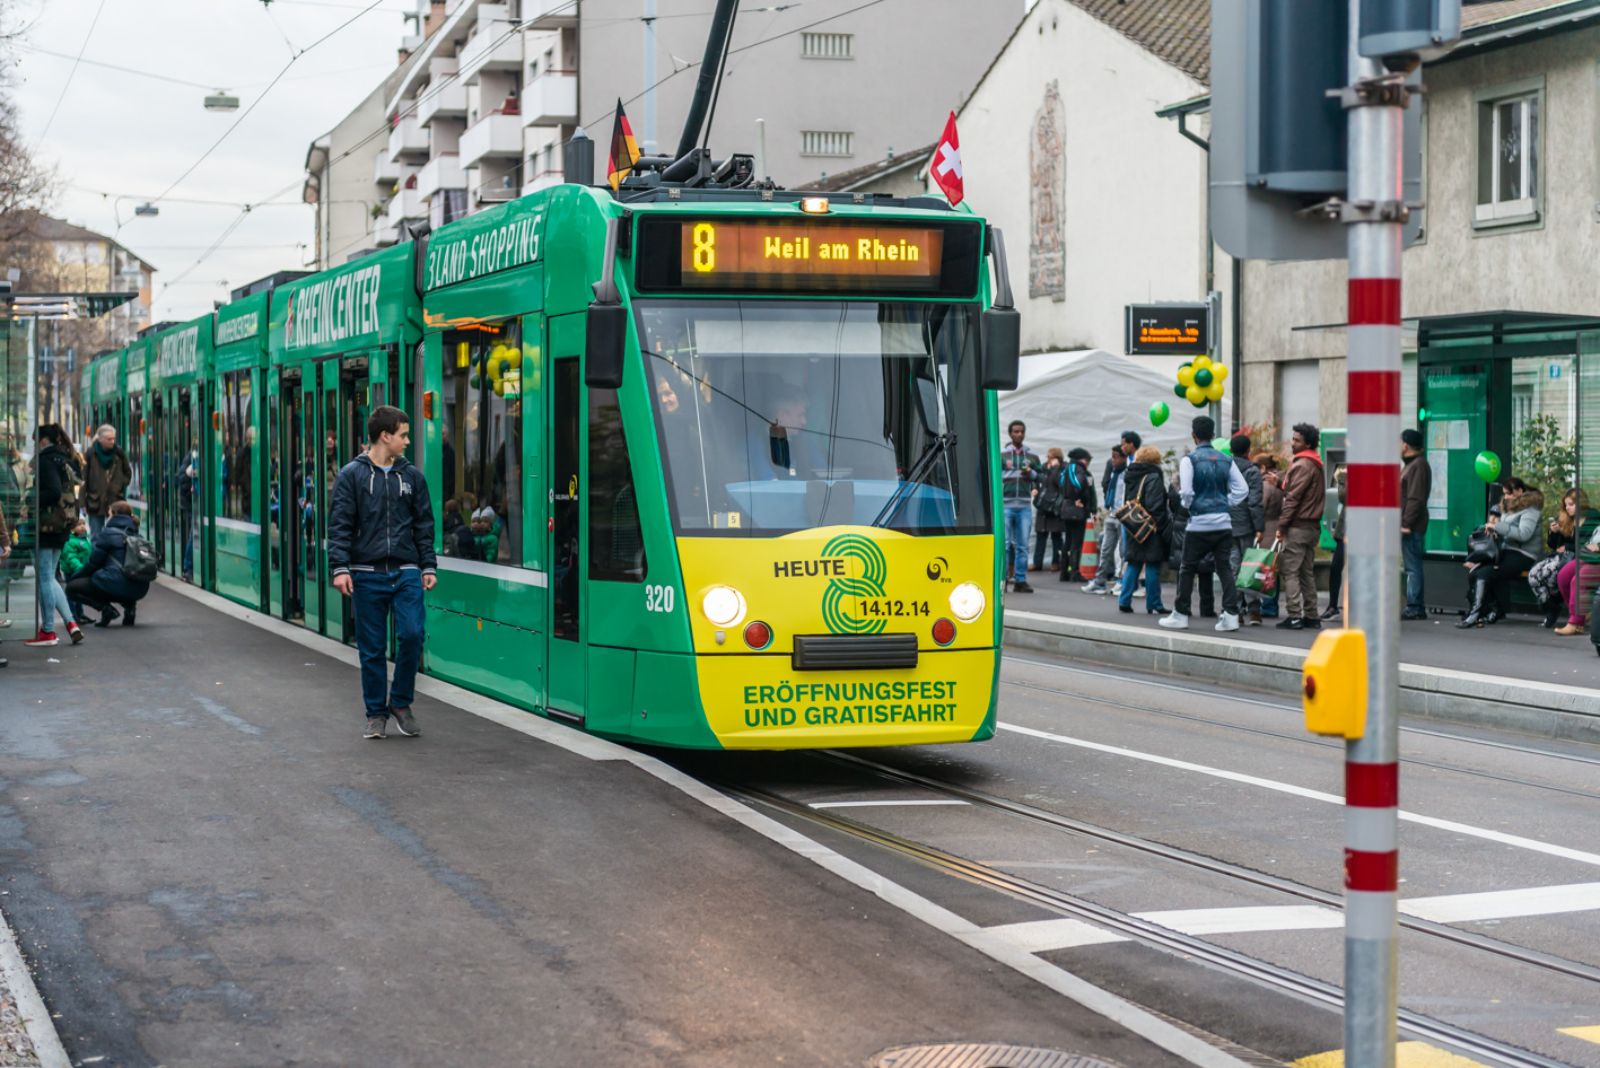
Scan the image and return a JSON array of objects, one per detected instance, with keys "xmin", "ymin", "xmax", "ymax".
[
  {"xmin": 0, "ymin": 904, "xmax": 69, "ymax": 1068},
  {"xmin": 1003, "ymin": 610, "xmax": 1600, "ymax": 747}
]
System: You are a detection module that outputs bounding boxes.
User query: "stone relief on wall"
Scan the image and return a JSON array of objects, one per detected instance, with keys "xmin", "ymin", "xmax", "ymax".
[{"xmin": 1029, "ymin": 80, "xmax": 1066, "ymax": 302}]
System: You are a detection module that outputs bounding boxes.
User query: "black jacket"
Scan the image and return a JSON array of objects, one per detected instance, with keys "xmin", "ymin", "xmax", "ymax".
[
  {"xmin": 1229, "ymin": 454, "xmax": 1265, "ymax": 538},
  {"xmin": 79, "ymin": 513, "xmax": 149, "ymax": 601},
  {"xmin": 327, "ymin": 453, "xmax": 437, "ymax": 577},
  {"xmin": 31, "ymin": 444, "xmax": 78, "ymax": 550},
  {"xmin": 1122, "ymin": 462, "xmax": 1171, "ymax": 565}
]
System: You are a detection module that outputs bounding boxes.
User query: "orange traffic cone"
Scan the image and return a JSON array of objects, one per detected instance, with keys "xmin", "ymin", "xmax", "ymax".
[{"xmin": 1080, "ymin": 517, "xmax": 1098, "ymax": 581}]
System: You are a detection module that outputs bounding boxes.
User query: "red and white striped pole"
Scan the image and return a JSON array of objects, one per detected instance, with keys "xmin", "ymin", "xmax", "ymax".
[{"xmin": 1341, "ymin": 1, "xmax": 1407, "ymax": 1062}]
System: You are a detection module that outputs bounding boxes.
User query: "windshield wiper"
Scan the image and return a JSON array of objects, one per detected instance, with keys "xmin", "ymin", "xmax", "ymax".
[{"xmin": 870, "ymin": 433, "xmax": 956, "ymax": 528}]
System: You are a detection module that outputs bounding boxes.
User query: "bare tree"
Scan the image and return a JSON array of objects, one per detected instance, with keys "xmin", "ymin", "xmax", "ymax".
[{"xmin": 0, "ymin": 0, "xmax": 54, "ymax": 248}]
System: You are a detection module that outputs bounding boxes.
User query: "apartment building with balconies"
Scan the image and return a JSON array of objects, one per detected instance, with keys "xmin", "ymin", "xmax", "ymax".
[{"xmin": 320, "ymin": 0, "xmax": 1022, "ymax": 248}]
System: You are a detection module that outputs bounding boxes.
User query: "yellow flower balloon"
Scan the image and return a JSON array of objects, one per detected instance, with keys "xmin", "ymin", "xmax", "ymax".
[
  {"xmin": 1177, "ymin": 366, "xmax": 1196, "ymax": 387},
  {"xmin": 1185, "ymin": 384, "xmax": 1207, "ymax": 406},
  {"xmin": 1193, "ymin": 355, "xmax": 1213, "ymax": 371},
  {"xmin": 1204, "ymin": 380, "xmax": 1226, "ymax": 403},
  {"xmin": 1212, "ymin": 363, "xmax": 1229, "ymax": 383}
]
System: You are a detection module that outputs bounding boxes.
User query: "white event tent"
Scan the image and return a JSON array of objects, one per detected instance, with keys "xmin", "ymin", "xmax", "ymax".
[{"xmin": 996, "ymin": 349, "xmax": 1232, "ymax": 461}]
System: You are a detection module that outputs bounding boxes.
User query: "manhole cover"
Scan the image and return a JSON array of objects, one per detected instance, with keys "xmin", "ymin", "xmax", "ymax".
[{"xmin": 870, "ymin": 1044, "xmax": 1123, "ymax": 1068}]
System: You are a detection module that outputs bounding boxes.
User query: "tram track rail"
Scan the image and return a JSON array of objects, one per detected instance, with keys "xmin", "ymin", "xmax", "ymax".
[
  {"xmin": 723, "ymin": 778, "xmax": 1573, "ymax": 1068},
  {"xmin": 811, "ymin": 748, "xmax": 1600, "ymax": 988},
  {"xmin": 1000, "ymin": 655, "xmax": 1600, "ymax": 801}
]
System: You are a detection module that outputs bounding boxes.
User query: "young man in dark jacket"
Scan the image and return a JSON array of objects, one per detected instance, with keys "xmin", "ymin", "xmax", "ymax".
[
  {"xmin": 328, "ymin": 406, "xmax": 437, "ymax": 740},
  {"xmin": 1399, "ymin": 428, "xmax": 1431, "ymax": 619}
]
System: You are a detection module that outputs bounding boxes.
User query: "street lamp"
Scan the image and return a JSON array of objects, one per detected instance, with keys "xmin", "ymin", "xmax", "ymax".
[
  {"xmin": 204, "ymin": 90, "xmax": 240, "ymax": 112},
  {"xmin": 134, "ymin": 202, "xmax": 159, "ymax": 217}
]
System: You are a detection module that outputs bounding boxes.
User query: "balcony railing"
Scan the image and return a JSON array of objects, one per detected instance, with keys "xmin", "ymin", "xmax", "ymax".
[
  {"xmin": 417, "ymin": 153, "xmax": 466, "ymax": 199},
  {"xmin": 417, "ymin": 70, "xmax": 467, "ymax": 127},
  {"xmin": 373, "ymin": 151, "xmax": 401, "ymax": 185},
  {"xmin": 459, "ymin": 110, "xmax": 523, "ymax": 166},
  {"xmin": 385, "ymin": 186, "xmax": 426, "ymax": 227},
  {"xmin": 458, "ymin": 4, "xmax": 521, "ymax": 85},
  {"xmin": 387, "ymin": 113, "xmax": 429, "ymax": 162},
  {"xmin": 526, "ymin": 0, "xmax": 577, "ymax": 29},
  {"xmin": 521, "ymin": 70, "xmax": 576, "ymax": 127}
]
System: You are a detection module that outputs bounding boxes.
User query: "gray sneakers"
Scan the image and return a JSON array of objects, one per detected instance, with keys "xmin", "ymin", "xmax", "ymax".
[
  {"xmin": 364, "ymin": 716, "xmax": 387, "ymax": 740},
  {"xmin": 391, "ymin": 706, "xmax": 420, "ymax": 737}
]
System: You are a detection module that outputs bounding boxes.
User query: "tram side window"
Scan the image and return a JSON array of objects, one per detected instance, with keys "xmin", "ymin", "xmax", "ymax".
[
  {"xmin": 441, "ymin": 321, "xmax": 523, "ymax": 566},
  {"xmin": 588, "ymin": 387, "xmax": 645, "ymax": 582},
  {"xmin": 221, "ymin": 371, "xmax": 254, "ymax": 520}
]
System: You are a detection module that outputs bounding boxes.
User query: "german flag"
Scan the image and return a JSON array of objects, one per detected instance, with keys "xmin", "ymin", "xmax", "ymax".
[{"xmin": 607, "ymin": 99, "xmax": 641, "ymax": 191}]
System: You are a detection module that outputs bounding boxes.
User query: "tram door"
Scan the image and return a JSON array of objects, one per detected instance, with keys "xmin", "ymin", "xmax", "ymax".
[
  {"xmin": 547, "ymin": 350, "xmax": 586, "ymax": 720},
  {"xmin": 277, "ymin": 372, "xmax": 304, "ymax": 624},
  {"xmin": 148, "ymin": 394, "xmax": 166, "ymax": 573}
]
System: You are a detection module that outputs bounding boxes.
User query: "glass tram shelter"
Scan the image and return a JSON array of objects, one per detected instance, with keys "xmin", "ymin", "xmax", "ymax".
[{"xmin": 0, "ymin": 289, "xmax": 137, "ymax": 633}]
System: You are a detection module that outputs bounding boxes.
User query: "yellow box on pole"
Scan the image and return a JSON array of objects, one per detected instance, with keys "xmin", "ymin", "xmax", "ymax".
[{"xmin": 1301, "ymin": 629, "xmax": 1368, "ymax": 739}]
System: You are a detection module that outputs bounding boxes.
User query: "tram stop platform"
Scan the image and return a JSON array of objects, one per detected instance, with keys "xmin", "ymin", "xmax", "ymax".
[
  {"xmin": 1008, "ymin": 576, "xmax": 1600, "ymax": 743},
  {"xmin": 0, "ymin": 581, "xmax": 1229, "ymax": 1068}
]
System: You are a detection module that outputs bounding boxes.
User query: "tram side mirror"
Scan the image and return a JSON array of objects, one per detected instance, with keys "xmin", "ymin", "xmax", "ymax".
[
  {"xmin": 585, "ymin": 302, "xmax": 628, "ymax": 390},
  {"xmin": 980, "ymin": 306, "xmax": 1021, "ymax": 392}
]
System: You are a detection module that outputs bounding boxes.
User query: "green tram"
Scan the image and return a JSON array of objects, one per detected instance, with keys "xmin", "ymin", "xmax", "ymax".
[{"xmin": 90, "ymin": 179, "xmax": 1020, "ymax": 749}]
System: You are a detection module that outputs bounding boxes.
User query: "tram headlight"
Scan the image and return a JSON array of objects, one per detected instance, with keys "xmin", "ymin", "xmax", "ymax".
[
  {"xmin": 949, "ymin": 582, "xmax": 985, "ymax": 623},
  {"xmin": 702, "ymin": 585, "xmax": 747, "ymax": 627}
]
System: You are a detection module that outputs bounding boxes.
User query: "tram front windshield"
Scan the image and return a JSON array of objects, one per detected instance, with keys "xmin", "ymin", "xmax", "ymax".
[{"xmin": 637, "ymin": 300, "xmax": 990, "ymax": 536}]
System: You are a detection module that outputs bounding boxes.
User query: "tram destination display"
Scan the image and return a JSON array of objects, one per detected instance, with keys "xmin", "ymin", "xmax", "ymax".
[
  {"xmin": 634, "ymin": 215, "xmax": 982, "ymax": 297},
  {"xmin": 1125, "ymin": 301, "xmax": 1211, "ymax": 357}
]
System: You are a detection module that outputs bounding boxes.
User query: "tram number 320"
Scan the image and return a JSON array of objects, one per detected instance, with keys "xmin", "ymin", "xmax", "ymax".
[{"xmin": 645, "ymin": 584, "xmax": 677, "ymax": 613}]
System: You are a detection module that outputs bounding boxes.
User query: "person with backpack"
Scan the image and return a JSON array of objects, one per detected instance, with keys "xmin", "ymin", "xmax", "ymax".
[
  {"xmin": 26, "ymin": 424, "xmax": 85, "ymax": 647},
  {"xmin": 1161, "ymin": 415, "xmax": 1249, "ymax": 632},
  {"xmin": 64, "ymin": 500, "xmax": 156, "ymax": 627}
]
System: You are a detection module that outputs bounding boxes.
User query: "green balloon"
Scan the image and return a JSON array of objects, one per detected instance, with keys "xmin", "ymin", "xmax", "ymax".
[
  {"xmin": 1474, "ymin": 450, "xmax": 1501, "ymax": 483},
  {"xmin": 1173, "ymin": 383, "xmax": 1188, "ymax": 399},
  {"xmin": 1211, "ymin": 437, "xmax": 1232, "ymax": 455},
  {"xmin": 1149, "ymin": 401, "xmax": 1170, "ymax": 427},
  {"xmin": 1193, "ymin": 367, "xmax": 1213, "ymax": 387}
]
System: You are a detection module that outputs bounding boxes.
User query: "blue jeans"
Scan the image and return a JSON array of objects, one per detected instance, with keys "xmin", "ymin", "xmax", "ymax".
[
  {"xmin": 1118, "ymin": 561, "xmax": 1163, "ymax": 612},
  {"xmin": 351, "ymin": 569, "xmax": 426, "ymax": 719},
  {"xmin": 1004, "ymin": 503, "xmax": 1033, "ymax": 585},
  {"xmin": 1402, "ymin": 530, "xmax": 1426, "ymax": 613},
  {"xmin": 35, "ymin": 546, "xmax": 74, "ymax": 630}
]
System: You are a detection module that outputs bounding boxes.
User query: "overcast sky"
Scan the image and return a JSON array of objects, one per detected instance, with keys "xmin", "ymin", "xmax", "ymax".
[{"xmin": 8, "ymin": 0, "xmax": 418, "ymax": 322}]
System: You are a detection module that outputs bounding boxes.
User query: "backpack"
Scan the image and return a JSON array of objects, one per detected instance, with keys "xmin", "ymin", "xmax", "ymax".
[{"xmin": 121, "ymin": 533, "xmax": 161, "ymax": 584}]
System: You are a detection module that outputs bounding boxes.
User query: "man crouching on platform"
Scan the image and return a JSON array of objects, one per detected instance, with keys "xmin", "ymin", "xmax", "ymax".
[{"xmin": 328, "ymin": 405, "xmax": 437, "ymax": 740}]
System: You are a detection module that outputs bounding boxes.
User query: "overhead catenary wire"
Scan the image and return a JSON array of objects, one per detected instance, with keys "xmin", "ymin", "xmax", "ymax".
[
  {"xmin": 160, "ymin": 0, "xmax": 892, "ymax": 314},
  {"xmin": 149, "ymin": 0, "xmax": 391, "ymax": 207},
  {"xmin": 33, "ymin": 0, "xmax": 108, "ymax": 145}
]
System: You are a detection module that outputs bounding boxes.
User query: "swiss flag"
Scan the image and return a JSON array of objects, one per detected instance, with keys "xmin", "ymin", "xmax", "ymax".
[{"xmin": 931, "ymin": 112, "xmax": 964, "ymax": 206}]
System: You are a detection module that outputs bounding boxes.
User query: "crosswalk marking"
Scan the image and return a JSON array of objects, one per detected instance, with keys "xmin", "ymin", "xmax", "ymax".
[
  {"xmin": 975, "ymin": 918, "xmax": 1126, "ymax": 953},
  {"xmin": 1399, "ymin": 883, "xmax": 1600, "ymax": 924},
  {"xmin": 1292, "ymin": 1041, "xmax": 1487, "ymax": 1066},
  {"xmin": 975, "ymin": 881, "xmax": 1600, "ymax": 954},
  {"xmin": 1560, "ymin": 1025, "xmax": 1600, "ymax": 1045}
]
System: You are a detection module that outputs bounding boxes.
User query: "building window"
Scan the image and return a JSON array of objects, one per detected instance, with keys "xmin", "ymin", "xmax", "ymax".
[
  {"xmin": 802, "ymin": 32, "xmax": 852, "ymax": 59},
  {"xmin": 1475, "ymin": 82, "xmax": 1541, "ymax": 227},
  {"xmin": 441, "ymin": 319, "xmax": 524, "ymax": 566},
  {"xmin": 801, "ymin": 130, "xmax": 853, "ymax": 157}
]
